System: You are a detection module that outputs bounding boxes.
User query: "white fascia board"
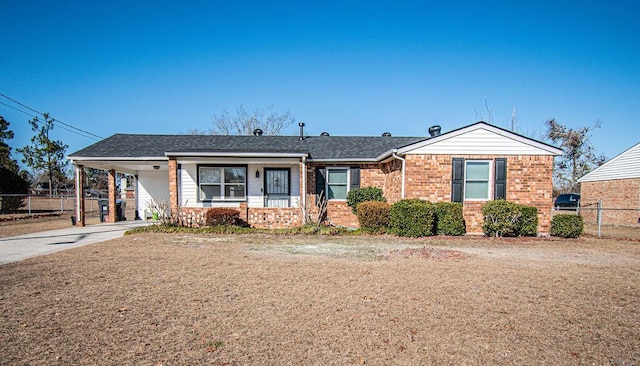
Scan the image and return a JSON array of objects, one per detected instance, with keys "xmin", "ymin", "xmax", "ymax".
[
  {"xmin": 68, "ymin": 156, "xmax": 168, "ymax": 162},
  {"xmin": 307, "ymin": 158, "xmax": 378, "ymax": 163},
  {"xmin": 165, "ymin": 151, "xmax": 308, "ymax": 158},
  {"xmin": 397, "ymin": 122, "xmax": 563, "ymax": 156}
]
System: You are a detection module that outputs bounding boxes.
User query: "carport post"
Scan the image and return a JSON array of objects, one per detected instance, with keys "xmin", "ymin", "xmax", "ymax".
[
  {"xmin": 107, "ymin": 169, "xmax": 117, "ymax": 223},
  {"xmin": 74, "ymin": 164, "xmax": 86, "ymax": 227}
]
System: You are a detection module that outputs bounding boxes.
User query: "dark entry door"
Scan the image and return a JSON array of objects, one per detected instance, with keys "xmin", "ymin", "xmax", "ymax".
[{"xmin": 264, "ymin": 168, "xmax": 290, "ymax": 207}]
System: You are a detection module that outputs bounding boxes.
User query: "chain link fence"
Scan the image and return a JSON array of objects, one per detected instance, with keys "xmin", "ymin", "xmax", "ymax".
[
  {"xmin": 553, "ymin": 200, "xmax": 640, "ymax": 240},
  {"xmin": 0, "ymin": 194, "xmax": 136, "ymax": 220}
]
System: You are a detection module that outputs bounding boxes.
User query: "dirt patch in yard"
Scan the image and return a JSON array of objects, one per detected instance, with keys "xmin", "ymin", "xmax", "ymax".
[{"xmin": 0, "ymin": 234, "xmax": 639, "ymax": 365}]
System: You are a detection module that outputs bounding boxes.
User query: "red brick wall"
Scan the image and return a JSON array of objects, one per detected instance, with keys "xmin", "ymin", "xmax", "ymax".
[
  {"xmin": 580, "ymin": 178, "xmax": 640, "ymax": 226},
  {"xmin": 176, "ymin": 206, "xmax": 301, "ymax": 229},
  {"xmin": 403, "ymin": 154, "xmax": 555, "ymax": 234},
  {"xmin": 246, "ymin": 207, "xmax": 302, "ymax": 228},
  {"xmin": 305, "ymin": 163, "xmax": 399, "ymax": 228}
]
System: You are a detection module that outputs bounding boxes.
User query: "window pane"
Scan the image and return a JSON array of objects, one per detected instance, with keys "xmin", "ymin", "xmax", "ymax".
[
  {"xmin": 224, "ymin": 167, "xmax": 246, "ymax": 183},
  {"xmin": 466, "ymin": 182, "xmax": 489, "ymax": 199},
  {"xmin": 200, "ymin": 185, "xmax": 221, "ymax": 200},
  {"xmin": 328, "ymin": 169, "xmax": 347, "ymax": 184},
  {"xmin": 328, "ymin": 185, "xmax": 347, "ymax": 200},
  {"xmin": 466, "ymin": 162, "xmax": 489, "ymax": 180},
  {"xmin": 225, "ymin": 184, "xmax": 245, "ymax": 199},
  {"xmin": 199, "ymin": 167, "xmax": 221, "ymax": 184}
]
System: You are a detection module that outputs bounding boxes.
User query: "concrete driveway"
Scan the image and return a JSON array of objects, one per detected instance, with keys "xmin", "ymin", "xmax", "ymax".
[{"xmin": 0, "ymin": 220, "xmax": 152, "ymax": 265}]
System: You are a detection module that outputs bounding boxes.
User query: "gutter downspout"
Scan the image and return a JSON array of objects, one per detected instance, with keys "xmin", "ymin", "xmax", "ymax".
[
  {"xmin": 392, "ymin": 150, "xmax": 406, "ymax": 199},
  {"xmin": 301, "ymin": 156, "xmax": 307, "ymax": 209}
]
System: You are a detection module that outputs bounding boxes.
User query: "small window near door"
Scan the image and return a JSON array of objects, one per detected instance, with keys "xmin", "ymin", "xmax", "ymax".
[
  {"xmin": 327, "ymin": 168, "xmax": 348, "ymax": 200},
  {"xmin": 464, "ymin": 161, "xmax": 490, "ymax": 200}
]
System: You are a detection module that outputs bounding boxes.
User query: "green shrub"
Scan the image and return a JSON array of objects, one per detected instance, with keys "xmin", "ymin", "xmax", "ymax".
[
  {"xmin": 346, "ymin": 186, "xmax": 385, "ymax": 214},
  {"xmin": 551, "ymin": 214, "xmax": 583, "ymax": 238},
  {"xmin": 482, "ymin": 200, "xmax": 522, "ymax": 237},
  {"xmin": 205, "ymin": 208, "xmax": 241, "ymax": 226},
  {"xmin": 357, "ymin": 201, "xmax": 391, "ymax": 231},
  {"xmin": 518, "ymin": 205, "xmax": 538, "ymax": 237},
  {"xmin": 433, "ymin": 202, "xmax": 466, "ymax": 236},
  {"xmin": 389, "ymin": 199, "xmax": 435, "ymax": 237}
]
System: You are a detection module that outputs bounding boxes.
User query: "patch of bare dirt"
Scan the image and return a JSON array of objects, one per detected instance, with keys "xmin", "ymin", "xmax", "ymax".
[
  {"xmin": 0, "ymin": 234, "xmax": 639, "ymax": 365},
  {"xmin": 383, "ymin": 246, "xmax": 469, "ymax": 260}
]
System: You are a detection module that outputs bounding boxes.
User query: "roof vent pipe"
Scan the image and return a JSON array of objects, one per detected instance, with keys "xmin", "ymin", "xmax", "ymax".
[
  {"xmin": 253, "ymin": 128, "xmax": 263, "ymax": 136},
  {"xmin": 382, "ymin": 132, "xmax": 391, "ymax": 137},
  {"xmin": 320, "ymin": 132, "xmax": 330, "ymax": 137},
  {"xmin": 428, "ymin": 125, "xmax": 441, "ymax": 137},
  {"xmin": 299, "ymin": 122, "xmax": 305, "ymax": 140}
]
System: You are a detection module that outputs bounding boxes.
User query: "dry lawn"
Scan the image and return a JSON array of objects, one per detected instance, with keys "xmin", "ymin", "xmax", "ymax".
[
  {"xmin": 0, "ymin": 233, "xmax": 639, "ymax": 365},
  {"xmin": 0, "ymin": 214, "xmax": 101, "ymax": 238}
]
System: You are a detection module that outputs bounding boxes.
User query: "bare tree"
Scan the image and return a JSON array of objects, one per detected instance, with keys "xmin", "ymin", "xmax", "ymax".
[
  {"xmin": 546, "ymin": 119, "xmax": 606, "ymax": 193},
  {"xmin": 474, "ymin": 96, "xmax": 493, "ymax": 123},
  {"xmin": 210, "ymin": 105, "xmax": 295, "ymax": 135}
]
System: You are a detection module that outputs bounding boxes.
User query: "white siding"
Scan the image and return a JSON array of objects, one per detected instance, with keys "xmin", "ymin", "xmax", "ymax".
[
  {"xmin": 179, "ymin": 162, "xmax": 301, "ymax": 208},
  {"xmin": 180, "ymin": 164, "xmax": 198, "ymax": 207},
  {"xmin": 406, "ymin": 128, "xmax": 557, "ymax": 155},
  {"xmin": 137, "ymin": 170, "xmax": 170, "ymax": 218},
  {"xmin": 578, "ymin": 142, "xmax": 640, "ymax": 182}
]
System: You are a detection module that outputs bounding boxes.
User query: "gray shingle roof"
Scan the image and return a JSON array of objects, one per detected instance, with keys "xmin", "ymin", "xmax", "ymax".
[{"xmin": 69, "ymin": 134, "xmax": 427, "ymax": 161}]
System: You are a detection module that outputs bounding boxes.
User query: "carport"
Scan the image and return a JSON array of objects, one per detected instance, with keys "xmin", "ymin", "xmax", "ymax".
[{"xmin": 68, "ymin": 158, "xmax": 168, "ymax": 227}]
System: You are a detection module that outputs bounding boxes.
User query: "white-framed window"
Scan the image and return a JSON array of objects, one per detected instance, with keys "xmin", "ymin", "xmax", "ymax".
[
  {"xmin": 464, "ymin": 161, "xmax": 491, "ymax": 200},
  {"xmin": 326, "ymin": 168, "xmax": 349, "ymax": 200},
  {"xmin": 198, "ymin": 165, "xmax": 246, "ymax": 201}
]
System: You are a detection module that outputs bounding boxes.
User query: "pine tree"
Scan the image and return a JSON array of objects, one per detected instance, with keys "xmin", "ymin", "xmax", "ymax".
[{"xmin": 17, "ymin": 113, "xmax": 68, "ymax": 196}]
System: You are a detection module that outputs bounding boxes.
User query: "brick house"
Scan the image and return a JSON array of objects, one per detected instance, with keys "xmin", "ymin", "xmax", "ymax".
[
  {"xmin": 68, "ymin": 121, "xmax": 562, "ymax": 234},
  {"xmin": 577, "ymin": 142, "xmax": 640, "ymax": 226}
]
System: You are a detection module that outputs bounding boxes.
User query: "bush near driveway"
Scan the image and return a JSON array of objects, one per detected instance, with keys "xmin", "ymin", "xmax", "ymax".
[{"xmin": 551, "ymin": 214, "xmax": 584, "ymax": 238}]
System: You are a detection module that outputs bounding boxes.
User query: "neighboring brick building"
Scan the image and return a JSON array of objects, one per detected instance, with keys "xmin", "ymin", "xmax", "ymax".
[
  {"xmin": 69, "ymin": 122, "xmax": 561, "ymax": 234},
  {"xmin": 578, "ymin": 142, "xmax": 640, "ymax": 226}
]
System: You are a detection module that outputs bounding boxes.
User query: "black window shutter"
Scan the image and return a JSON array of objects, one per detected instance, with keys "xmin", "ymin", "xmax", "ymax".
[
  {"xmin": 494, "ymin": 158, "xmax": 507, "ymax": 200},
  {"xmin": 451, "ymin": 158, "xmax": 464, "ymax": 202},
  {"xmin": 315, "ymin": 167, "xmax": 326, "ymax": 200},
  {"xmin": 350, "ymin": 167, "xmax": 361, "ymax": 190}
]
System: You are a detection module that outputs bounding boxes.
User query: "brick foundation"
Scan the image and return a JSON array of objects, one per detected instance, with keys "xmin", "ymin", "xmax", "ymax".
[{"xmin": 175, "ymin": 206, "xmax": 302, "ymax": 229}]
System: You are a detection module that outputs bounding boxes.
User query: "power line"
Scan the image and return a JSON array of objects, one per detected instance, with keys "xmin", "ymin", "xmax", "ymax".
[
  {"xmin": 0, "ymin": 93, "xmax": 104, "ymax": 140},
  {"xmin": 0, "ymin": 100, "xmax": 101, "ymax": 141}
]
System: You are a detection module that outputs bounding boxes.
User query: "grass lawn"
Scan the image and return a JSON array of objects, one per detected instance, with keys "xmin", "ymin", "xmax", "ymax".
[{"xmin": 0, "ymin": 233, "xmax": 639, "ymax": 365}]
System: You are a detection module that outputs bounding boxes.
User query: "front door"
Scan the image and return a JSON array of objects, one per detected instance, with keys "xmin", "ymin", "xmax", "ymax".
[{"xmin": 264, "ymin": 168, "xmax": 290, "ymax": 207}]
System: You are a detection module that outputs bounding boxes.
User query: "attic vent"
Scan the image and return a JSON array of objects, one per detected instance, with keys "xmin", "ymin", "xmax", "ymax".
[
  {"xmin": 382, "ymin": 132, "xmax": 391, "ymax": 137},
  {"xmin": 428, "ymin": 125, "xmax": 441, "ymax": 137},
  {"xmin": 320, "ymin": 132, "xmax": 330, "ymax": 137},
  {"xmin": 253, "ymin": 128, "xmax": 263, "ymax": 136}
]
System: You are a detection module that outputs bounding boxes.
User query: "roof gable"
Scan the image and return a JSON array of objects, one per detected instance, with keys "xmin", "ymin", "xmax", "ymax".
[
  {"xmin": 398, "ymin": 122, "xmax": 562, "ymax": 156},
  {"xmin": 578, "ymin": 142, "xmax": 640, "ymax": 182}
]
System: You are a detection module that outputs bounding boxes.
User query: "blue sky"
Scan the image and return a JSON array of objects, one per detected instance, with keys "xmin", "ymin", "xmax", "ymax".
[{"xmin": 1, "ymin": 1, "xmax": 639, "ymax": 165}]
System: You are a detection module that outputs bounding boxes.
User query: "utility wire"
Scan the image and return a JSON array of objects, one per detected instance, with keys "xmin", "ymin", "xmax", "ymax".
[
  {"xmin": 0, "ymin": 100, "xmax": 101, "ymax": 141},
  {"xmin": 0, "ymin": 93, "xmax": 103, "ymax": 140}
]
